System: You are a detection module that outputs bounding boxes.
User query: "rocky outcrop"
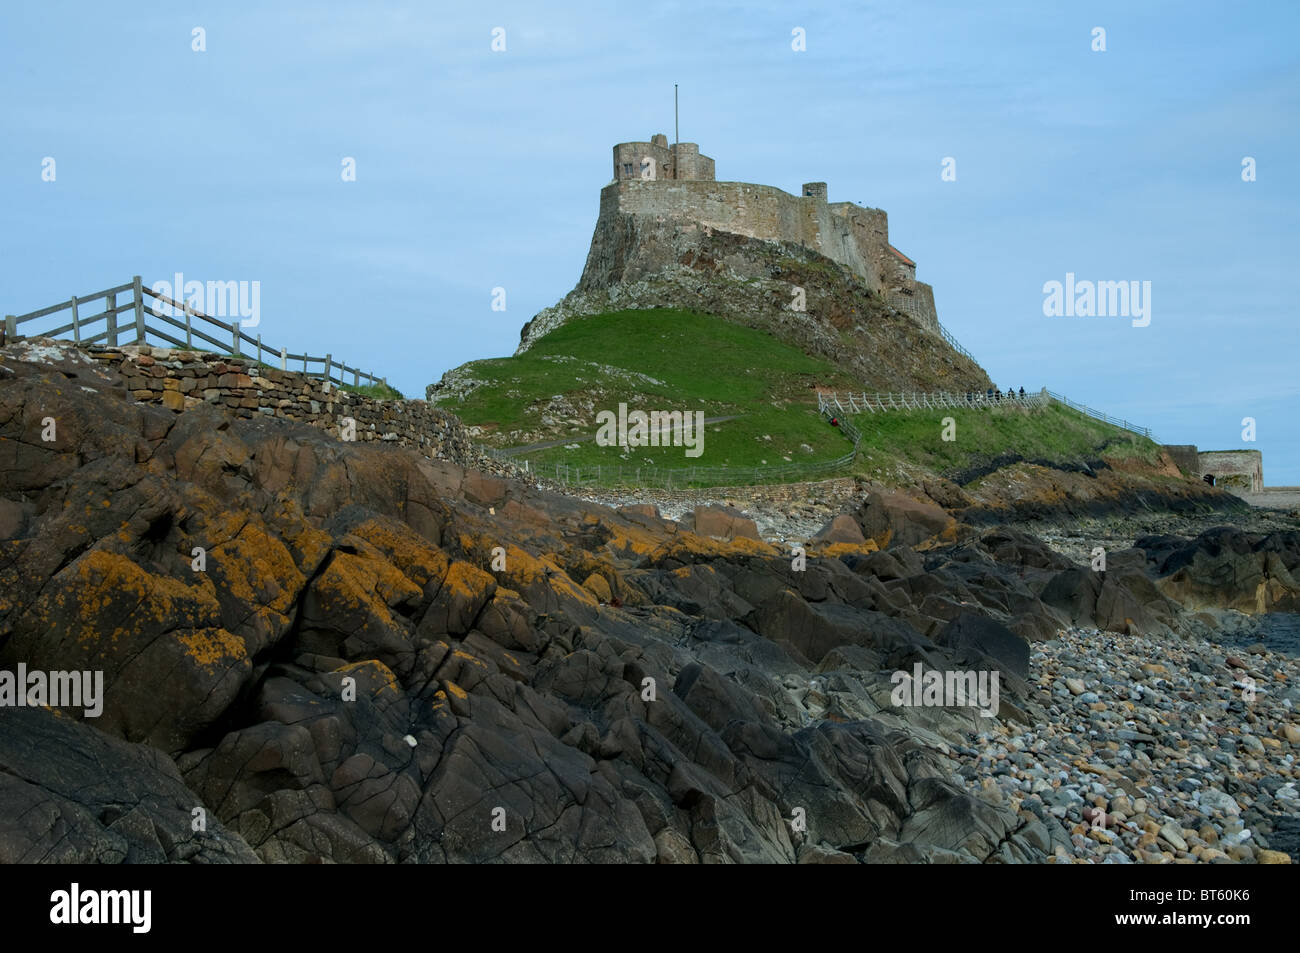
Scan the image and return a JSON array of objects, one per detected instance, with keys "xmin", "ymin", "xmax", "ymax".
[
  {"xmin": 2, "ymin": 347, "xmax": 1297, "ymax": 864},
  {"xmin": 10, "ymin": 340, "xmax": 508, "ymax": 477},
  {"xmin": 508, "ymin": 223, "xmax": 990, "ymax": 395},
  {"xmin": 1136, "ymin": 527, "xmax": 1300, "ymax": 614}
]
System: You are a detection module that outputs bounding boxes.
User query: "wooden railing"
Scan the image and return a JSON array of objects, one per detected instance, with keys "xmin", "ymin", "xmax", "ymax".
[
  {"xmin": 818, "ymin": 389, "xmax": 1156, "ymax": 441},
  {"xmin": 4, "ymin": 276, "xmax": 388, "ymax": 390},
  {"xmin": 818, "ymin": 390, "xmax": 1048, "ymax": 414},
  {"xmin": 1044, "ymin": 390, "xmax": 1156, "ymax": 441},
  {"xmin": 935, "ymin": 320, "xmax": 975, "ymax": 362},
  {"xmin": 883, "ymin": 291, "xmax": 976, "ymax": 362}
]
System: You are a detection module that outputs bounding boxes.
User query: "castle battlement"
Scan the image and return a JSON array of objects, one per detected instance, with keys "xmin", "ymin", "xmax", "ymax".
[
  {"xmin": 600, "ymin": 135, "xmax": 937, "ymax": 331},
  {"xmin": 612, "ymin": 133, "xmax": 716, "ymax": 182}
]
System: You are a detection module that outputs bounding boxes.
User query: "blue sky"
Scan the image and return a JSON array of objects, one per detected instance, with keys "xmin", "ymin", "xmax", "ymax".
[{"xmin": 3, "ymin": 1, "xmax": 1297, "ymax": 481}]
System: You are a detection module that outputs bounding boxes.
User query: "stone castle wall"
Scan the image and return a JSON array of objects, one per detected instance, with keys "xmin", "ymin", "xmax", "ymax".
[
  {"xmin": 86, "ymin": 345, "xmax": 506, "ymax": 474},
  {"xmin": 581, "ymin": 178, "xmax": 939, "ymax": 332},
  {"xmin": 1162, "ymin": 444, "xmax": 1201, "ymax": 478}
]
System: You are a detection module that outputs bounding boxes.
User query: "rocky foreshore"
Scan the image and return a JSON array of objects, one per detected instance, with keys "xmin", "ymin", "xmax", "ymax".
[{"xmin": 2, "ymin": 343, "xmax": 1298, "ymax": 863}]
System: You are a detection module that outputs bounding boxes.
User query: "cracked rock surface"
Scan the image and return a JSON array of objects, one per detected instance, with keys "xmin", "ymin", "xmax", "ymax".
[{"xmin": 2, "ymin": 347, "xmax": 1297, "ymax": 863}]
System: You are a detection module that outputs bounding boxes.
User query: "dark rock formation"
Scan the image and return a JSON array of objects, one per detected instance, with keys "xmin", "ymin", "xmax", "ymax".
[{"xmin": 2, "ymin": 347, "xmax": 1294, "ymax": 864}]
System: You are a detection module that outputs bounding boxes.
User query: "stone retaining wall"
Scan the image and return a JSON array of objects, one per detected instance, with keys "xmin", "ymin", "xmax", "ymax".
[
  {"xmin": 1162, "ymin": 444, "xmax": 1201, "ymax": 478},
  {"xmin": 89, "ymin": 345, "xmax": 510, "ymax": 475}
]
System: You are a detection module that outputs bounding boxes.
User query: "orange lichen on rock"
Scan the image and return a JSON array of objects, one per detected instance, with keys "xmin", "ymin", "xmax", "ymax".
[
  {"xmin": 650, "ymin": 532, "xmax": 778, "ymax": 566},
  {"xmin": 175, "ymin": 626, "xmax": 249, "ymax": 672},
  {"xmin": 812, "ymin": 540, "xmax": 881, "ymax": 558},
  {"xmin": 206, "ymin": 517, "xmax": 305, "ymax": 615},
  {"xmin": 497, "ymin": 544, "xmax": 599, "ymax": 608},
  {"xmin": 346, "ymin": 515, "xmax": 450, "ymax": 590},
  {"xmin": 312, "ymin": 551, "xmax": 421, "ymax": 628},
  {"xmin": 337, "ymin": 659, "xmax": 402, "ymax": 696}
]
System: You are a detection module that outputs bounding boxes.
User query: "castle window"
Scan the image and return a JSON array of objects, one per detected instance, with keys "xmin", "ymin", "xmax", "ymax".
[{"xmin": 622, "ymin": 163, "xmax": 633, "ymax": 176}]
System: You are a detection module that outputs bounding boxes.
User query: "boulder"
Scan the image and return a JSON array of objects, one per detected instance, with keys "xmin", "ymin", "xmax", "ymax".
[
  {"xmin": 814, "ymin": 514, "xmax": 866, "ymax": 545},
  {"xmin": 856, "ymin": 491, "xmax": 957, "ymax": 549},
  {"xmin": 933, "ymin": 611, "xmax": 1030, "ymax": 679},
  {"xmin": 689, "ymin": 505, "xmax": 760, "ymax": 541}
]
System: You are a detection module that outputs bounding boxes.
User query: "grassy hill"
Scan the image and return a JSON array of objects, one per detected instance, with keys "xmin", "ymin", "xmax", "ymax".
[
  {"xmin": 849, "ymin": 401, "xmax": 1164, "ymax": 485},
  {"xmin": 428, "ymin": 308, "xmax": 1164, "ymax": 487},
  {"xmin": 431, "ymin": 308, "xmax": 857, "ymax": 469}
]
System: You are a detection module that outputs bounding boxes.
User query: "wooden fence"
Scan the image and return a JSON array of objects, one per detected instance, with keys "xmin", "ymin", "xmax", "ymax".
[
  {"xmin": 1044, "ymin": 390, "xmax": 1156, "ymax": 441},
  {"xmin": 4, "ymin": 276, "xmax": 388, "ymax": 390},
  {"xmin": 883, "ymin": 292, "xmax": 976, "ymax": 363},
  {"xmin": 818, "ymin": 390, "xmax": 1048, "ymax": 414},
  {"xmin": 818, "ymin": 389, "xmax": 1156, "ymax": 441}
]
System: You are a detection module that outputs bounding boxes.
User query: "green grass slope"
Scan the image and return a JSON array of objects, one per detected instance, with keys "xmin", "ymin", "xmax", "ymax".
[
  {"xmin": 430, "ymin": 308, "xmax": 1162, "ymax": 487},
  {"xmin": 433, "ymin": 308, "xmax": 858, "ymax": 471},
  {"xmin": 848, "ymin": 402, "xmax": 1164, "ymax": 486}
]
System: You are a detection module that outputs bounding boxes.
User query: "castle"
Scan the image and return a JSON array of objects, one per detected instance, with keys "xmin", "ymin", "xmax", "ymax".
[{"xmin": 597, "ymin": 133, "xmax": 939, "ymax": 332}]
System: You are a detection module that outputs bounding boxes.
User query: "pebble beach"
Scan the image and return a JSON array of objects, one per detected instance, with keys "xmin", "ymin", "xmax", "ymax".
[{"xmin": 951, "ymin": 621, "xmax": 1300, "ymax": 863}]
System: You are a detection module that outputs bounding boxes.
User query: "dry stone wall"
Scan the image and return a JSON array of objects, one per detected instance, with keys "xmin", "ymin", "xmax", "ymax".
[{"xmin": 88, "ymin": 345, "xmax": 508, "ymax": 475}]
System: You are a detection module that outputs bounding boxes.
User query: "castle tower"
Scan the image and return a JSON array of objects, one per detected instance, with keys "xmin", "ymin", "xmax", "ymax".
[
  {"xmin": 612, "ymin": 134, "xmax": 714, "ymax": 182},
  {"xmin": 670, "ymin": 142, "xmax": 715, "ymax": 181}
]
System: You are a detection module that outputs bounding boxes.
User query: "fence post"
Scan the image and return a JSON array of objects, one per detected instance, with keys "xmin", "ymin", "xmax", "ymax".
[
  {"xmin": 3, "ymin": 314, "xmax": 14, "ymax": 345},
  {"xmin": 354, "ymin": 367, "xmax": 359, "ymax": 386},
  {"xmin": 324, "ymin": 354, "xmax": 332, "ymax": 385},
  {"xmin": 256, "ymin": 334, "xmax": 262, "ymax": 366},
  {"xmin": 71, "ymin": 296, "xmax": 80, "ymax": 344},
  {"xmin": 106, "ymin": 291, "xmax": 117, "ymax": 347},
  {"xmin": 132, "ymin": 276, "xmax": 145, "ymax": 344},
  {"xmin": 185, "ymin": 308, "xmax": 192, "ymax": 348},
  {"xmin": 232, "ymin": 321, "xmax": 241, "ymax": 357},
  {"xmin": 280, "ymin": 347, "xmax": 286, "ymax": 371}
]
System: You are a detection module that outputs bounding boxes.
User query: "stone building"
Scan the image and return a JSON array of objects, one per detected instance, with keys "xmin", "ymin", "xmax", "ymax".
[
  {"xmin": 1198, "ymin": 449, "xmax": 1264, "ymax": 493},
  {"xmin": 612, "ymin": 133, "xmax": 716, "ymax": 183},
  {"xmin": 600, "ymin": 134, "xmax": 938, "ymax": 332}
]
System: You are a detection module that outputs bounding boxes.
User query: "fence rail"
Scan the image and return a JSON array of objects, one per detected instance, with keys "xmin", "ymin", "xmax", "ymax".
[
  {"xmin": 818, "ymin": 389, "xmax": 1156, "ymax": 441},
  {"xmin": 4, "ymin": 276, "xmax": 388, "ymax": 391},
  {"xmin": 1045, "ymin": 390, "xmax": 1155, "ymax": 441},
  {"xmin": 935, "ymin": 320, "xmax": 975, "ymax": 362},
  {"xmin": 817, "ymin": 390, "xmax": 1048, "ymax": 414}
]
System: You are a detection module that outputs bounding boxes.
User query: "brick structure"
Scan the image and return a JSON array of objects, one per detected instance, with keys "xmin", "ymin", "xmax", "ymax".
[{"xmin": 1198, "ymin": 449, "xmax": 1263, "ymax": 493}]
